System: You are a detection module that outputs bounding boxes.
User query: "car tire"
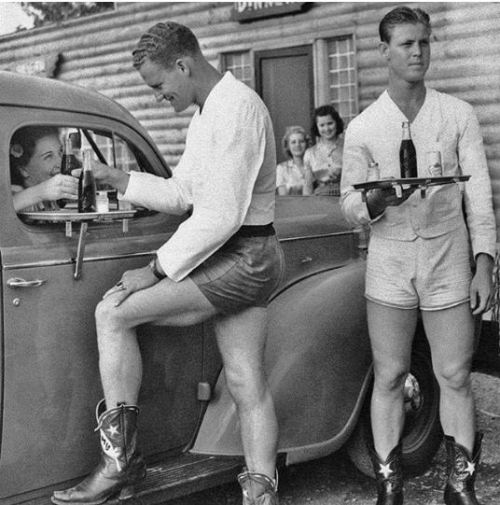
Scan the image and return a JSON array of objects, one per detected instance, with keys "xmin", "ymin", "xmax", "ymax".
[{"xmin": 346, "ymin": 331, "xmax": 442, "ymax": 478}]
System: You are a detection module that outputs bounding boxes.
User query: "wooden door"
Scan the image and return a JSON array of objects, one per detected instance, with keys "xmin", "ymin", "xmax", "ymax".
[{"xmin": 255, "ymin": 45, "xmax": 314, "ymax": 163}]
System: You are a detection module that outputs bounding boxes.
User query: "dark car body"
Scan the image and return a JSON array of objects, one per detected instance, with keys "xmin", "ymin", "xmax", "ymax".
[{"xmin": 0, "ymin": 71, "xmax": 451, "ymax": 504}]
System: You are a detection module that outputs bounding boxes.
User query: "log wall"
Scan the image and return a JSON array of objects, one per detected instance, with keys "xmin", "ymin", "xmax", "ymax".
[{"xmin": 1, "ymin": 2, "xmax": 499, "ymax": 234}]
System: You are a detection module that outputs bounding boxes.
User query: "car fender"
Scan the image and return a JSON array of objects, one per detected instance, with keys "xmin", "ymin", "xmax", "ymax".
[{"xmin": 191, "ymin": 259, "xmax": 372, "ymax": 464}]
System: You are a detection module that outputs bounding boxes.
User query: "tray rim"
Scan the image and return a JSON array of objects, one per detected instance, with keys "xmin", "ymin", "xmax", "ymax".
[
  {"xmin": 352, "ymin": 175, "xmax": 470, "ymax": 191},
  {"xmin": 19, "ymin": 209, "xmax": 136, "ymax": 223}
]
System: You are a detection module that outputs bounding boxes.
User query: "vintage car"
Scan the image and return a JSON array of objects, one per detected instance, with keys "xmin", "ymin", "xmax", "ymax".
[{"xmin": 0, "ymin": 70, "xmax": 450, "ymax": 505}]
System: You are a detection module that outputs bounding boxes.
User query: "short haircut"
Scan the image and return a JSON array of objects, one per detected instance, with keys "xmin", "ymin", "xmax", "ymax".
[
  {"xmin": 281, "ymin": 125, "xmax": 310, "ymax": 159},
  {"xmin": 10, "ymin": 125, "xmax": 60, "ymax": 186},
  {"xmin": 132, "ymin": 21, "xmax": 201, "ymax": 70},
  {"xmin": 311, "ymin": 104, "xmax": 344, "ymax": 140},
  {"xmin": 379, "ymin": 6, "xmax": 431, "ymax": 43}
]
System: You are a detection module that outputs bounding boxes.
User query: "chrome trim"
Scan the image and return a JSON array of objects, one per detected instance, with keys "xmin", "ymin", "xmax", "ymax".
[
  {"xmin": 279, "ymin": 231, "xmax": 354, "ymax": 242},
  {"xmin": 3, "ymin": 250, "xmax": 155, "ymax": 270},
  {"xmin": 7, "ymin": 277, "xmax": 47, "ymax": 288}
]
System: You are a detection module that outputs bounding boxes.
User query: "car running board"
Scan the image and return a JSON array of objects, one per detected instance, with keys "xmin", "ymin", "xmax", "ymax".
[
  {"xmin": 27, "ymin": 453, "xmax": 244, "ymax": 505},
  {"xmin": 111, "ymin": 453, "xmax": 244, "ymax": 504}
]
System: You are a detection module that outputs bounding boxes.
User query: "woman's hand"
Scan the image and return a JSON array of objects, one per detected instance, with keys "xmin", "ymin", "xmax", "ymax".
[
  {"xmin": 103, "ymin": 265, "xmax": 160, "ymax": 306},
  {"xmin": 40, "ymin": 173, "xmax": 79, "ymax": 201}
]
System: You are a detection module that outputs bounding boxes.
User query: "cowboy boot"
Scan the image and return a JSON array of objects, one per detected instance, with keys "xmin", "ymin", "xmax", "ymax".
[
  {"xmin": 369, "ymin": 442, "xmax": 404, "ymax": 505},
  {"xmin": 52, "ymin": 400, "xmax": 146, "ymax": 505},
  {"xmin": 444, "ymin": 433, "xmax": 483, "ymax": 505},
  {"xmin": 238, "ymin": 468, "xmax": 279, "ymax": 505}
]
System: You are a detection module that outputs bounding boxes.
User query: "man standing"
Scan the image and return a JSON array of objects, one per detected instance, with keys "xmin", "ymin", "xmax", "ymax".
[
  {"xmin": 341, "ymin": 7, "xmax": 495, "ymax": 505},
  {"xmin": 52, "ymin": 21, "xmax": 283, "ymax": 505}
]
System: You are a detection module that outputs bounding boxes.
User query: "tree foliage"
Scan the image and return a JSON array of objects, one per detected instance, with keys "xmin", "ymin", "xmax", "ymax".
[{"xmin": 21, "ymin": 2, "xmax": 114, "ymax": 28}]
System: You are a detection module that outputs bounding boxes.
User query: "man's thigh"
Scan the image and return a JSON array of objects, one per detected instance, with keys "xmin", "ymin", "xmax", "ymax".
[
  {"xmin": 422, "ymin": 302, "xmax": 475, "ymax": 371},
  {"xmin": 101, "ymin": 275, "xmax": 219, "ymax": 328},
  {"xmin": 367, "ymin": 300, "xmax": 418, "ymax": 372},
  {"xmin": 214, "ymin": 307, "xmax": 268, "ymax": 376}
]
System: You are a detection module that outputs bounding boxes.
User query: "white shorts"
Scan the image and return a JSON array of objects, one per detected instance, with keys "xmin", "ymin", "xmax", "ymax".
[{"xmin": 365, "ymin": 224, "xmax": 472, "ymax": 311}]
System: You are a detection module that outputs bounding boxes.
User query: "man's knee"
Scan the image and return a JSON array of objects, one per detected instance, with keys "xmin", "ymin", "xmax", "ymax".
[
  {"xmin": 434, "ymin": 361, "xmax": 472, "ymax": 392},
  {"xmin": 373, "ymin": 365, "xmax": 409, "ymax": 394},
  {"xmin": 225, "ymin": 365, "xmax": 266, "ymax": 405},
  {"xmin": 95, "ymin": 296, "xmax": 127, "ymax": 332}
]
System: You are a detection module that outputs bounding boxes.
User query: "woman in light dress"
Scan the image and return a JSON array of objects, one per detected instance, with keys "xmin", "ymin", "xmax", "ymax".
[
  {"xmin": 276, "ymin": 125, "xmax": 311, "ymax": 196},
  {"xmin": 304, "ymin": 104, "xmax": 344, "ymax": 196}
]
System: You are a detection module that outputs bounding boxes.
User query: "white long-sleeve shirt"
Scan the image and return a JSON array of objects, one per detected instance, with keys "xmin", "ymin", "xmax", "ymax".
[
  {"xmin": 341, "ymin": 88, "xmax": 496, "ymax": 259},
  {"xmin": 123, "ymin": 72, "xmax": 277, "ymax": 281}
]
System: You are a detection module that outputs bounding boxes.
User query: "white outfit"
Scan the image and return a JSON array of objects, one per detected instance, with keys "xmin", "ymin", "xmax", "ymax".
[
  {"xmin": 122, "ymin": 72, "xmax": 276, "ymax": 281},
  {"xmin": 341, "ymin": 88, "xmax": 496, "ymax": 260}
]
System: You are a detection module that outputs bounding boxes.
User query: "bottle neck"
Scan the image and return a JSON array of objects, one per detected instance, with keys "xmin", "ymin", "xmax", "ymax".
[
  {"xmin": 402, "ymin": 122, "xmax": 412, "ymax": 140},
  {"xmin": 64, "ymin": 138, "xmax": 72, "ymax": 155}
]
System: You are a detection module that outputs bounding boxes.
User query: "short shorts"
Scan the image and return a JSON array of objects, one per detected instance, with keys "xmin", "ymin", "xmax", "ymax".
[
  {"xmin": 190, "ymin": 225, "xmax": 285, "ymax": 314},
  {"xmin": 365, "ymin": 223, "xmax": 472, "ymax": 311}
]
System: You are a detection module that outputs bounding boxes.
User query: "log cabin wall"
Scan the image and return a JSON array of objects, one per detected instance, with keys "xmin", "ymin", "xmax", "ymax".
[{"xmin": 0, "ymin": 2, "xmax": 499, "ymax": 236}]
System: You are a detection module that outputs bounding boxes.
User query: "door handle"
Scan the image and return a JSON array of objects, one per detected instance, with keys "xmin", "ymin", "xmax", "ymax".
[
  {"xmin": 7, "ymin": 277, "xmax": 47, "ymax": 288},
  {"xmin": 300, "ymin": 256, "xmax": 313, "ymax": 264}
]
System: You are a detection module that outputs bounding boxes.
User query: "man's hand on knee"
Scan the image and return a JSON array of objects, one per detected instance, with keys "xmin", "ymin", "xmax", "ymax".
[{"xmin": 103, "ymin": 265, "xmax": 161, "ymax": 306}]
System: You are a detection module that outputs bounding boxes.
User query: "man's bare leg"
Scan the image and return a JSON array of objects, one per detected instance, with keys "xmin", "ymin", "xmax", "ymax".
[
  {"xmin": 422, "ymin": 303, "xmax": 476, "ymax": 453},
  {"xmin": 367, "ymin": 300, "xmax": 418, "ymax": 459},
  {"xmin": 214, "ymin": 306, "xmax": 278, "ymax": 480},
  {"xmin": 95, "ymin": 276, "xmax": 218, "ymax": 407}
]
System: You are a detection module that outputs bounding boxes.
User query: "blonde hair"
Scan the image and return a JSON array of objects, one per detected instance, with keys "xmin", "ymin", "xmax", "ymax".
[{"xmin": 281, "ymin": 125, "xmax": 310, "ymax": 159}]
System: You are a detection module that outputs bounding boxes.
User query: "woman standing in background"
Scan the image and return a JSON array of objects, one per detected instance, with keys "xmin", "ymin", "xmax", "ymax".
[
  {"xmin": 304, "ymin": 104, "xmax": 344, "ymax": 196},
  {"xmin": 276, "ymin": 125, "xmax": 311, "ymax": 195}
]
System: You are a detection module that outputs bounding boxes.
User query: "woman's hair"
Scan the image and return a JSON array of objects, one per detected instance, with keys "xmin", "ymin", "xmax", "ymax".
[
  {"xmin": 379, "ymin": 6, "xmax": 431, "ymax": 43},
  {"xmin": 10, "ymin": 125, "xmax": 60, "ymax": 186},
  {"xmin": 132, "ymin": 21, "xmax": 201, "ymax": 70},
  {"xmin": 281, "ymin": 125, "xmax": 310, "ymax": 159},
  {"xmin": 310, "ymin": 104, "xmax": 344, "ymax": 140}
]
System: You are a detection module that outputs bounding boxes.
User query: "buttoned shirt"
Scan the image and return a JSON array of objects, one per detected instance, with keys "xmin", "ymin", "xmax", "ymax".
[
  {"xmin": 304, "ymin": 140, "xmax": 343, "ymax": 182},
  {"xmin": 123, "ymin": 72, "xmax": 276, "ymax": 281},
  {"xmin": 341, "ymin": 88, "xmax": 496, "ymax": 259},
  {"xmin": 276, "ymin": 159, "xmax": 306, "ymax": 195}
]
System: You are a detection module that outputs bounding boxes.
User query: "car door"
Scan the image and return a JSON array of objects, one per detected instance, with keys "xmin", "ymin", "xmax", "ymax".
[{"xmin": 0, "ymin": 109, "xmax": 213, "ymax": 498}]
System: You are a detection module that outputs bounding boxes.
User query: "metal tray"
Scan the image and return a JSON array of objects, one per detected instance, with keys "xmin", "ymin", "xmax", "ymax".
[
  {"xmin": 19, "ymin": 209, "xmax": 136, "ymax": 222},
  {"xmin": 352, "ymin": 175, "xmax": 470, "ymax": 191}
]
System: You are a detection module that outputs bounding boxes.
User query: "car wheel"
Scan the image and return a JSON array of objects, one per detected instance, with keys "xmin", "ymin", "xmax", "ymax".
[{"xmin": 346, "ymin": 334, "xmax": 442, "ymax": 478}]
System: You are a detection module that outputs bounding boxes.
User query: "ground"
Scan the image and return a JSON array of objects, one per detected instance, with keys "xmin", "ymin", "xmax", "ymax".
[{"xmin": 168, "ymin": 372, "xmax": 500, "ymax": 505}]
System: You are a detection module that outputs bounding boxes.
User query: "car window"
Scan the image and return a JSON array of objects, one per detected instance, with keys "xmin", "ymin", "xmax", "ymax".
[{"xmin": 10, "ymin": 124, "xmax": 155, "ymax": 221}]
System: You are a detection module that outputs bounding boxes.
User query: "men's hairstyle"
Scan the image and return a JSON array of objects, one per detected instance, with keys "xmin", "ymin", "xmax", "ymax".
[
  {"xmin": 379, "ymin": 6, "xmax": 431, "ymax": 43},
  {"xmin": 311, "ymin": 104, "xmax": 344, "ymax": 140},
  {"xmin": 281, "ymin": 125, "xmax": 310, "ymax": 159},
  {"xmin": 132, "ymin": 21, "xmax": 201, "ymax": 70},
  {"xmin": 10, "ymin": 125, "xmax": 60, "ymax": 186}
]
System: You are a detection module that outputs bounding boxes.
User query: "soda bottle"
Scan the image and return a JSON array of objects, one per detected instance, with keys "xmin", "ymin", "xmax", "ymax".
[
  {"xmin": 61, "ymin": 136, "xmax": 79, "ymax": 175},
  {"xmin": 426, "ymin": 150, "xmax": 443, "ymax": 177},
  {"xmin": 69, "ymin": 132, "xmax": 82, "ymax": 169},
  {"xmin": 367, "ymin": 161, "xmax": 380, "ymax": 182},
  {"xmin": 57, "ymin": 136, "xmax": 80, "ymax": 209},
  {"xmin": 78, "ymin": 150, "xmax": 97, "ymax": 212},
  {"xmin": 399, "ymin": 121, "xmax": 418, "ymax": 179}
]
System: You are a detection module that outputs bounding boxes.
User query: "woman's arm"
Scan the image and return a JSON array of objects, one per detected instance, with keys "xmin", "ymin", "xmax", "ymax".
[{"xmin": 12, "ymin": 174, "xmax": 78, "ymax": 212}]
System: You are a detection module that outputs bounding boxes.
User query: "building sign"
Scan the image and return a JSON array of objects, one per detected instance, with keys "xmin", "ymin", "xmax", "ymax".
[{"xmin": 233, "ymin": 2, "xmax": 308, "ymax": 22}]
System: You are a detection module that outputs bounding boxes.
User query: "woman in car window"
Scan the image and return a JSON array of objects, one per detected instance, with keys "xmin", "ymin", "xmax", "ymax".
[
  {"xmin": 276, "ymin": 125, "xmax": 311, "ymax": 196},
  {"xmin": 10, "ymin": 125, "xmax": 79, "ymax": 212},
  {"xmin": 304, "ymin": 104, "xmax": 344, "ymax": 196}
]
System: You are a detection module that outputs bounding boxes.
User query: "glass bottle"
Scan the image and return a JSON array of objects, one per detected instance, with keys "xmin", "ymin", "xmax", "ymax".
[
  {"xmin": 78, "ymin": 150, "xmax": 96, "ymax": 213},
  {"xmin": 367, "ymin": 161, "xmax": 380, "ymax": 182},
  {"xmin": 57, "ymin": 136, "xmax": 80, "ymax": 209},
  {"xmin": 426, "ymin": 150, "xmax": 443, "ymax": 177},
  {"xmin": 399, "ymin": 121, "xmax": 418, "ymax": 179}
]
